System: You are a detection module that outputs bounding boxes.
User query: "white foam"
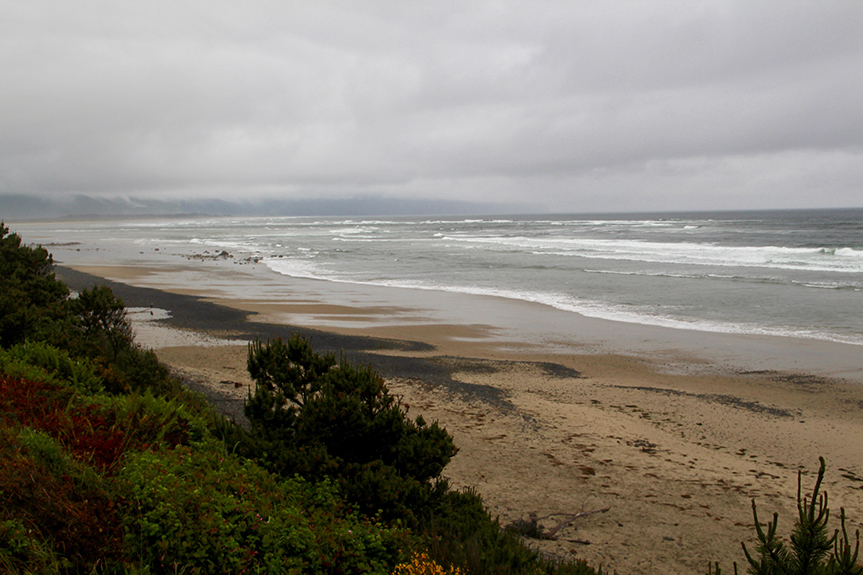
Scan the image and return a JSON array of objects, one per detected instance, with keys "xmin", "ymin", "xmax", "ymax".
[
  {"xmin": 441, "ymin": 235, "xmax": 863, "ymax": 273},
  {"xmin": 372, "ymin": 280, "xmax": 863, "ymax": 346},
  {"xmin": 260, "ymin": 261, "xmax": 863, "ymax": 346},
  {"xmin": 263, "ymin": 257, "xmax": 328, "ymax": 280}
]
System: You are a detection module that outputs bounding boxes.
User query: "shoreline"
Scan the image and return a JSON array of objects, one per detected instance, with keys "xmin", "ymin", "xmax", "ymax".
[
  {"xmin": 57, "ymin": 265, "xmax": 863, "ymax": 575},
  {"xmin": 57, "ymin": 257, "xmax": 863, "ymax": 384}
]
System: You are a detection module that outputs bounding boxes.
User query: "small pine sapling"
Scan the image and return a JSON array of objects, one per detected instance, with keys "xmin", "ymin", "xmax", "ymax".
[{"xmin": 713, "ymin": 457, "xmax": 862, "ymax": 575}]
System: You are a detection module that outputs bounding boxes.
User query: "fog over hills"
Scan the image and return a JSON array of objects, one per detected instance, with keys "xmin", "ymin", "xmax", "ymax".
[{"xmin": 0, "ymin": 194, "xmax": 529, "ymax": 221}]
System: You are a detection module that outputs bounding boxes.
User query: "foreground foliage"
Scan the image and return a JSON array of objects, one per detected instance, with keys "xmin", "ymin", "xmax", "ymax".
[{"xmin": 0, "ymin": 366, "xmax": 404, "ymax": 574}]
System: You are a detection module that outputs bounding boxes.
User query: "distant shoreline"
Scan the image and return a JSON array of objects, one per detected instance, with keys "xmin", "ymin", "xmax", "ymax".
[
  {"xmin": 54, "ymin": 254, "xmax": 863, "ymax": 386},
  {"xmin": 9, "ymin": 204, "xmax": 863, "ymax": 223},
  {"xmin": 57, "ymin": 266, "xmax": 518, "ymax": 393}
]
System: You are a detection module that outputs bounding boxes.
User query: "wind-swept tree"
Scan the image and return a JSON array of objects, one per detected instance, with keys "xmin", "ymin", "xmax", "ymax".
[
  {"xmin": 69, "ymin": 284, "xmax": 134, "ymax": 357},
  {"xmin": 0, "ymin": 222, "xmax": 70, "ymax": 347},
  {"xmin": 245, "ymin": 335, "xmax": 458, "ymax": 522}
]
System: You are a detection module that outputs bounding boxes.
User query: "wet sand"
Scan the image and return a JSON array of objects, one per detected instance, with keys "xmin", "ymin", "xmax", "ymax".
[{"xmin": 58, "ymin": 265, "xmax": 863, "ymax": 575}]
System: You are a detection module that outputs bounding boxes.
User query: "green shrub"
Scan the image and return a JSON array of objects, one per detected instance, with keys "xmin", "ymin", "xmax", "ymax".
[
  {"xmin": 0, "ymin": 223, "xmax": 177, "ymax": 399},
  {"xmin": 0, "ymin": 371, "xmax": 206, "ymax": 475},
  {"xmin": 121, "ymin": 442, "xmax": 404, "ymax": 574},
  {"xmin": 0, "ymin": 223, "xmax": 71, "ymax": 348},
  {"xmin": 413, "ymin": 486, "xmax": 598, "ymax": 575},
  {"xmin": 69, "ymin": 284, "xmax": 134, "ymax": 358},
  {"xmin": 0, "ymin": 518, "xmax": 67, "ymax": 575},
  {"xmin": 0, "ymin": 425, "xmax": 124, "ymax": 572},
  {"xmin": 14, "ymin": 427, "xmax": 90, "ymax": 480},
  {"xmin": 91, "ymin": 344, "xmax": 175, "ymax": 396},
  {"xmin": 0, "ymin": 341, "xmax": 103, "ymax": 394},
  {"xmin": 92, "ymin": 390, "xmax": 208, "ymax": 450},
  {"xmin": 244, "ymin": 336, "xmax": 458, "ymax": 524}
]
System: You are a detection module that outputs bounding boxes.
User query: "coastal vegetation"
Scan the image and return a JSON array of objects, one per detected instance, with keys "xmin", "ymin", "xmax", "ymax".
[{"xmin": 2, "ymin": 221, "xmax": 861, "ymax": 574}]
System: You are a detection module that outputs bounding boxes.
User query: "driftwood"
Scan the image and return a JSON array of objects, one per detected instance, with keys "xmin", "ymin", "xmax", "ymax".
[
  {"xmin": 510, "ymin": 507, "xmax": 610, "ymax": 541},
  {"xmin": 541, "ymin": 507, "xmax": 610, "ymax": 539}
]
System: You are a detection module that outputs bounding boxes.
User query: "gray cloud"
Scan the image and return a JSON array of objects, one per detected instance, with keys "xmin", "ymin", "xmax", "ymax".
[{"xmin": 1, "ymin": 0, "xmax": 861, "ymax": 214}]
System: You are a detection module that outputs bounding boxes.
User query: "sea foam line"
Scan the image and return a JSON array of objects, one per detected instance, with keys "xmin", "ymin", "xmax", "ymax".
[
  {"xmin": 440, "ymin": 235, "xmax": 863, "ymax": 273},
  {"xmin": 263, "ymin": 257, "xmax": 863, "ymax": 346}
]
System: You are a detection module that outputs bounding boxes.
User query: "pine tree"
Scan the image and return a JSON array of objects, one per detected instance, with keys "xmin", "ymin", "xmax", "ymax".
[{"xmin": 712, "ymin": 458, "xmax": 862, "ymax": 575}]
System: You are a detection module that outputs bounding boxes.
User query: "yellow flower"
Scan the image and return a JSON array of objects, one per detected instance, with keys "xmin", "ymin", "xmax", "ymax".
[{"xmin": 392, "ymin": 551, "xmax": 467, "ymax": 575}]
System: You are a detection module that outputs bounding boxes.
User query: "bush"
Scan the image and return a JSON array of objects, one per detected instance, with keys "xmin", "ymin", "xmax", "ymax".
[
  {"xmin": 102, "ymin": 345, "xmax": 177, "ymax": 395},
  {"xmin": 0, "ymin": 368, "xmax": 408, "ymax": 574},
  {"xmin": 121, "ymin": 443, "xmax": 404, "ymax": 574},
  {"xmin": 0, "ymin": 223, "xmax": 177, "ymax": 398},
  {"xmin": 0, "ymin": 370, "xmax": 205, "ymax": 475},
  {"xmin": 68, "ymin": 284, "xmax": 134, "ymax": 359},
  {"xmin": 244, "ymin": 336, "xmax": 458, "ymax": 523},
  {"xmin": 0, "ymin": 341, "xmax": 103, "ymax": 394},
  {"xmin": 0, "ymin": 518, "xmax": 67, "ymax": 575},
  {"xmin": 0, "ymin": 222, "xmax": 70, "ymax": 348},
  {"xmin": 0, "ymin": 425, "xmax": 124, "ymax": 572}
]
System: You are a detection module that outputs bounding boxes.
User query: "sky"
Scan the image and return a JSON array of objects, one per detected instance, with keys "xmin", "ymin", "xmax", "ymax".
[{"xmin": 2, "ymin": 0, "xmax": 862, "ymax": 215}]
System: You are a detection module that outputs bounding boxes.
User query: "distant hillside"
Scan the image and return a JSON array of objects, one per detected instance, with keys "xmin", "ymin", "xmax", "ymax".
[{"xmin": 1, "ymin": 194, "xmax": 534, "ymax": 220}]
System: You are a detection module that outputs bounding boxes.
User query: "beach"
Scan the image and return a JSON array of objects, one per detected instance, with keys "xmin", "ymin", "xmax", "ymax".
[{"xmin": 57, "ymin": 262, "xmax": 863, "ymax": 575}]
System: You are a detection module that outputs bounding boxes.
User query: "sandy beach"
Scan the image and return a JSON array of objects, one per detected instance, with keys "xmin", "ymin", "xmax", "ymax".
[{"xmin": 58, "ymin": 264, "xmax": 863, "ymax": 575}]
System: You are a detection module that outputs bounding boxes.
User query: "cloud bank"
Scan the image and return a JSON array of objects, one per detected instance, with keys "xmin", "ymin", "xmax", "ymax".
[{"xmin": 2, "ymin": 1, "xmax": 861, "ymax": 215}]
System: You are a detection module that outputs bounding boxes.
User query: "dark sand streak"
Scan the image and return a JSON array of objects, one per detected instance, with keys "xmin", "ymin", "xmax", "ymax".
[{"xmin": 57, "ymin": 266, "xmax": 563, "ymax": 413}]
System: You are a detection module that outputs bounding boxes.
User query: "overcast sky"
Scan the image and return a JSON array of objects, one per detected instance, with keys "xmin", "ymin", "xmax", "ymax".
[{"xmin": 2, "ymin": 1, "xmax": 861, "ymax": 214}]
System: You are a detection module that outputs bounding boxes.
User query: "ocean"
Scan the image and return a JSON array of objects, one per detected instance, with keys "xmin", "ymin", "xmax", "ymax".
[{"xmin": 11, "ymin": 208, "xmax": 863, "ymax": 349}]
